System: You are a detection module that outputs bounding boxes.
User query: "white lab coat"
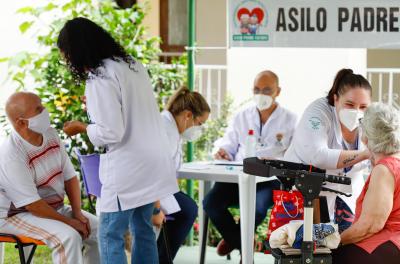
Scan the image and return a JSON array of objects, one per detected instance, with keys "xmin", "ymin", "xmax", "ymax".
[
  {"xmin": 215, "ymin": 103, "xmax": 298, "ymax": 162},
  {"xmin": 158, "ymin": 110, "xmax": 183, "ymax": 215},
  {"xmin": 284, "ymin": 97, "xmax": 367, "ymax": 219},
  {"xmin": 85, "ymin": 58, "xmax": 178, "ymax": 212}
]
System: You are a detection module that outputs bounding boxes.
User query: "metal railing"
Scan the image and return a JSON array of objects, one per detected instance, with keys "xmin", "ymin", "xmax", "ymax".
[
  {"xmin": 367, "ymin": 68, "xmax": 400, "ymax": 109},
  {"xmin": 159, "ymin": 63, "xmax": 228, "ymax": 118},
  {"xmin": 195, "ymin": 65, "xmax": 227, "ymax": 118}
]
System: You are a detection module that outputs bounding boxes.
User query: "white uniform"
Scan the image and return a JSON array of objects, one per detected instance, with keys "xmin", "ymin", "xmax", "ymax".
[
  {"xmin": 85, "ymin": 58, "xmax": 178, "ymax": 212},
  {"xmin": 215, "ymin": 103, "xmax": 298, "ymax": 161},
  {"xmin": 284, "ymin": 97, "xmax": 367, "ymax": 218},
  {"xmin": 158, "ymin": 110, "xmax": 183, "ymax": 215}
]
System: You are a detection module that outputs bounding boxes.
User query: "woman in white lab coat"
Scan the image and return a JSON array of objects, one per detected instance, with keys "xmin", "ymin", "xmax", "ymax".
[
  {"xmin": 284, "ymin": 68, "xmax": 372, "ymax": 232},
  {"xmin": 58, "ymin": 17, "xmax": 178, "ymax": 263},
  {"xmin": 155, "ymin": 86, "xmax": 210, "ymax": 263}
]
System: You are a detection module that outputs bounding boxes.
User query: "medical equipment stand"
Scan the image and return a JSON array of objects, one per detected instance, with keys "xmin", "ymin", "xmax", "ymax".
[{"xmin": 243, "ymin": 158, "xmax": 352, "ymax": 264}]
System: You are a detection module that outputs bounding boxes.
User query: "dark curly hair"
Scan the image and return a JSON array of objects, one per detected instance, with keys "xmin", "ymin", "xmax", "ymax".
[{"xmin": 57, "ymin": 17, "xmax": 135, "ymax": 81}]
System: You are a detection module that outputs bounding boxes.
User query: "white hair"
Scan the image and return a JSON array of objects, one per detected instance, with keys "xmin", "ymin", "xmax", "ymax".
[{"xmin": 361, "ymin": 102, "xmax": 400, "ymax": 155}]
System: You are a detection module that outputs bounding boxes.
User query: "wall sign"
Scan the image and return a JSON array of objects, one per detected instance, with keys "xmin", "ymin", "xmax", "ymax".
[{"xmin": 230, "ymin": 0, "xmax": 400, "ymax": 48}]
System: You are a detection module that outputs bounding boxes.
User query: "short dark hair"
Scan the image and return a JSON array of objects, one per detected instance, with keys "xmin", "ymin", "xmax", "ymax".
[
  {"xmin": 326, "ymin": 69, "xmax": 372, "ymax": 106},
  {"xmin": 57, "ymin": 17, "xmax": 135, "ymax": 81}
]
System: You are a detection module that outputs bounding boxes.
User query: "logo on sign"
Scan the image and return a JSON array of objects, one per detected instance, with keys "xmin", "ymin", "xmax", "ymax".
[{"xmin": 233, "ymin": 0, "xmax": 269, "ymax": 42}]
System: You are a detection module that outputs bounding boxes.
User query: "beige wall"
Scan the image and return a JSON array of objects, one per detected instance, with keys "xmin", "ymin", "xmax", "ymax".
[
  {"xmin": 139, "ymin": 0, "xmax": 227, "ymax": 65},
  {"xmin": 195, "ymin": 0, "xmax": 227, "ymax": 65},
  {"xmin": 139, "ymin": 0, "xmax": 160, "ymax": 38},
  {"xmin": 367, "ymin": 50, "xmax": 400, "ymax": 68}
]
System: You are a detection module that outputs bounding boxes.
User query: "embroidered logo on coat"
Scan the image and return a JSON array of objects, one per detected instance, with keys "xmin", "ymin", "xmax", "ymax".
[
  {"xmin": 275, "ymin": 133, "xmax": 284, "ymax": 146},
  {"xmin": 309, "ymin": 117, "xmax": 322, "ymax": 130}
]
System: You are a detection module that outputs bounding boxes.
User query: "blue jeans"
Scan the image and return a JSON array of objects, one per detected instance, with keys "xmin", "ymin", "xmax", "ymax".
[
  {"xmin": 157, "ymin": 192, "xmax": 198, "ymax": 263},
  {"xmin": 203, "ymin": 180, "xmax": 280, "ymax": 250},
  {"xmin": 99, "ymin": 201, "xmax": 158, "ymax": 264}
]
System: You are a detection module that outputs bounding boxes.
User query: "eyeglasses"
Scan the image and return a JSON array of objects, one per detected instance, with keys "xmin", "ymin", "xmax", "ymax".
[{"xmin": 253, "ymin": 87, "xmax": 274, "ymax": 95}]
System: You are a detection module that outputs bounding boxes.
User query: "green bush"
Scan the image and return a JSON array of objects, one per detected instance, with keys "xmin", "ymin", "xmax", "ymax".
[
  {"xmin": 1, "ymin": 0, "xmax": 187, "ymax": 213},
  {"xmin": 2, "ymin": 0, "xmax": 186, "ymax": 154}
]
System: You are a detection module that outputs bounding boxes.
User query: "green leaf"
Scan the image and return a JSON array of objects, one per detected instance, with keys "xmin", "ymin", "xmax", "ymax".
[
  {"xmin": 16, "ymin": 6, "xmax": 34, "ymax": 14},
  {"xmin": 61, "ymin": 2, "xmax": 73, "ymax": 12},
  {"xmin": 0, "ymin": 57, "xmax": 9, "ymax": 63},
  {"xmin": 19, "ymin": 21, "xmax": 34, "ymax": 33},
  {"xmin": 44, "ymin": 3, "xmax": 58, "ymax": 11}
]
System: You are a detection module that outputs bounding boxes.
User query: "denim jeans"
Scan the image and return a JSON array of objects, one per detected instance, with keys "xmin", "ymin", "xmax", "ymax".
[
  {"xmin": 99, "ymin": 201, "xmax": 158, "ymax": 264},
  {"xmin": 157, "ymin": 192, "xmax": 198, "ymax": 263},
  {"xmin": 203, "ymin": 180, "xmax": 280, "ymax": 250}
]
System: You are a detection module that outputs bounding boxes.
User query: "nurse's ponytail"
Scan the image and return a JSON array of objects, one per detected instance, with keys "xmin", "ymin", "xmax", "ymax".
[
  {"xmin": 326, "ymin": 68, "xmax": 372, "ymax": 106},
  {"xmin": 167, "ymin": 86, "xmax": 210, "ymax": 118}
]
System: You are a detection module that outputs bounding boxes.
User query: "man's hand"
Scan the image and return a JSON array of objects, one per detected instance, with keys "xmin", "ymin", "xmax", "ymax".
[
  {"xmin": 152, "ymin": 210, "xmax": 165, "ymax": 229},
  {"xmin": 63, "ymin": 121, "xmax": 87, "ymax": 137},
  {"xmin": 214, "ymin": 148, "xmax": 231, "ymax": 161},
  {"xmin": 73, "ymin": 211, "xmax": 91, "ymax": 238},
  {"xmin": 67, "ymin": 218, "xmax": 89, "ymax": 239}
]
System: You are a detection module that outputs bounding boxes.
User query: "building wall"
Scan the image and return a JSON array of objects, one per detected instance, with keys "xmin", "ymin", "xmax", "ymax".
[
  {"xmin": 366, "ymin": 49, "xmax": 400, "ymax": 106},
  {"xmin": 367, "ymin": 50, "xmax": 400, "ymax": 68},
  {"xmin": 139, "ymin": 0, "xmax": 160, "ymax": 38},
  {"xmin": 195, "ymin": 0, "xmax": 227, "ymax": 65}
]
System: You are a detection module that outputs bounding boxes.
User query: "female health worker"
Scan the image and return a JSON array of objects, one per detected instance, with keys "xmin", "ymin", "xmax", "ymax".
[
  {"xmin": 156, "ymin": 86, "xmax": 210, "ymax": 263},
  {"xmin": 58, "ymin": 17, "xmax": 178, "ymax": 264},
  {"xmin": 284, "ymin": 69, "xmax": 372, "ymax": 231}
]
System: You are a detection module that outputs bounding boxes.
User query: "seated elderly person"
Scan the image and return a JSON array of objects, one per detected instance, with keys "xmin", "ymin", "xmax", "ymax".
[
  {"xmin": 0, "ymin": 92, "xmax": 99, "ymax": 264},
  {"xmin": 332, "ymin": 102, "xmax": 400, "ymax": 264}
]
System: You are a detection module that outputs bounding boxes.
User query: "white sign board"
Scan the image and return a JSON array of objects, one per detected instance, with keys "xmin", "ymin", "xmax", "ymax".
[{"xmin": 229, "ymin": 0, "xmax": 400, "ymax": 48}]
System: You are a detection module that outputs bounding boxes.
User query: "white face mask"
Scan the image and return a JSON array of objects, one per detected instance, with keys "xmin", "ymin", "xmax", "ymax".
[
  {"xmin": 182, "ymin": 125, "xmax": 203, "ymax": 141},
  {"xmin": 253, "ymin": 94, "xmax": 273, "ymax": 111},
  {"xmin": 24, "ymin": 109, "xmax": 51, "ymax": 134},
  {"xmin": 339, "ymin": 109, "xmax": 364, "ymax": 131}
]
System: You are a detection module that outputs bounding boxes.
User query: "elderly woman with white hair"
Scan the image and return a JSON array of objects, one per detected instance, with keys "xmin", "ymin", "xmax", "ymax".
[{"xmin": 332, "ymin": 102, "xmax": 400, "ymax": 264}]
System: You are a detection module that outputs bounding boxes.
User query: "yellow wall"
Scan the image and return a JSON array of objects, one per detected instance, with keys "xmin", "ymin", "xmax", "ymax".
[{"xmin": 139, "ymin": 0, "xmax": 160, "ymax": 38}]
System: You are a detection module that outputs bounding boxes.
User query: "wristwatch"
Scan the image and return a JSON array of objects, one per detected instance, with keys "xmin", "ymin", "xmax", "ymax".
[{"xmin": 153, "ymin": 207, "xmax": 161, "ymax": 215}]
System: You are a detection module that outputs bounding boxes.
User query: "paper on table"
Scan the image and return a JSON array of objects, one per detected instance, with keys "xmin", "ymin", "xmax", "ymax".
[
  {"xmin": 181, "ymin": 162, "xmax": 211, "ymax": 170},
  {"xmin": 212, "ymin": 160, "xmax": 243, "ymax": 166}
]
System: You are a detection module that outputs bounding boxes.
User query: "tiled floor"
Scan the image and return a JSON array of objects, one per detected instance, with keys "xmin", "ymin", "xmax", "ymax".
[{"xmin": 174, "ymin": 246, "xmax": 275, "ymax": 264}]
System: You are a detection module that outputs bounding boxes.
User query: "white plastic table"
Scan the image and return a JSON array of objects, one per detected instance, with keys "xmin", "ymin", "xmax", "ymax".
[{"xmin": 178, "ymin": 162, "xmax": 270, "ymax": 264}]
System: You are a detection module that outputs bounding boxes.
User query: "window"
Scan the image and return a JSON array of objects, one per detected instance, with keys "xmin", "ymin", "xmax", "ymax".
[{"xmin": 160, "ymin": 0, "xmax": 188, "ymax": 53}]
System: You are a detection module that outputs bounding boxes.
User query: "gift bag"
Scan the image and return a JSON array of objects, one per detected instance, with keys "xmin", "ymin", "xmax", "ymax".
[{"xmin": 266, "ymin": 190, "xmax": 304, "ymax": 240}]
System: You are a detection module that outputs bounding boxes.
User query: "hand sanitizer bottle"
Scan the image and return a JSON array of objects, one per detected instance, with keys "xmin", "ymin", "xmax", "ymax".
[{"xmin": 245, "ymin": 129, "xmax": 257, "ymax": 158}]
